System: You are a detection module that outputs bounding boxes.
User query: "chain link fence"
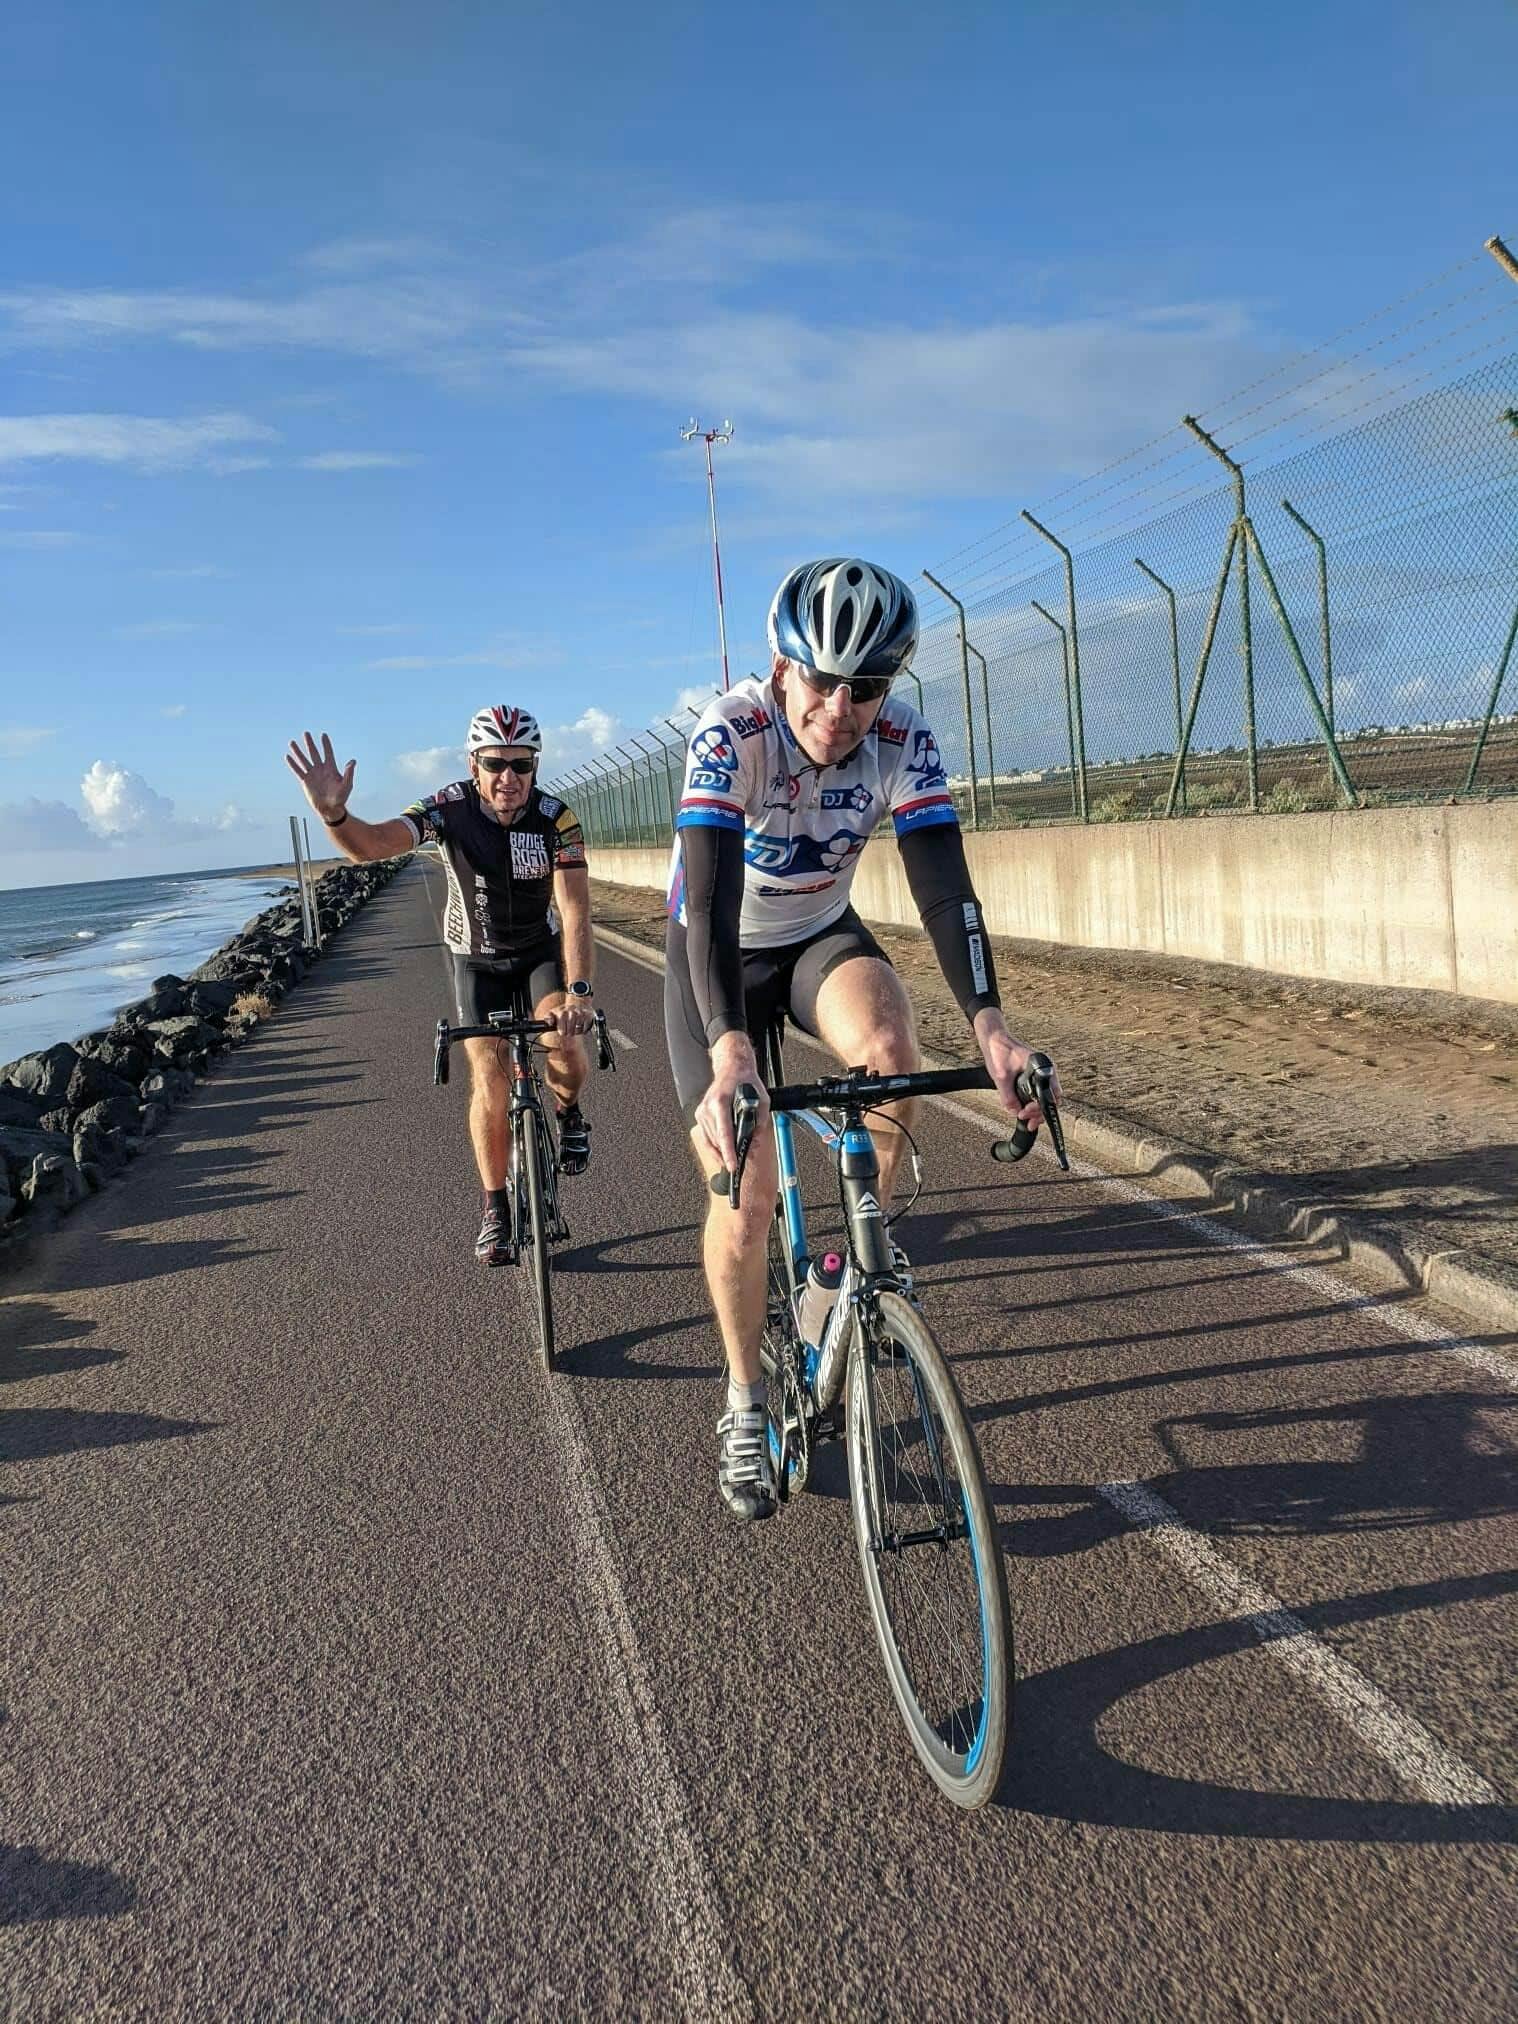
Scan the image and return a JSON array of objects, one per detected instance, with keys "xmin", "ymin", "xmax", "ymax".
[{"xmin": 553, "ymin": 253, "xmax": 1517, "ymax": 846}]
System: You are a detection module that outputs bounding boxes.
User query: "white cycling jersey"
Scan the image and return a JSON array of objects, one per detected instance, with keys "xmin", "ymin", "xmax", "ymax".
[{"xmin": 668, "ymin": 672, "xmax": 958, "ymax": 947}]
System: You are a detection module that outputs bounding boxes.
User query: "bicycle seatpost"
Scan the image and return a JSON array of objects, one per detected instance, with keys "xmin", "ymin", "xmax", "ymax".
[
  {"xmin": 991, "ymin": 1051, "xmax": 1069, "ymax": 1171},
  {"xmin": 710, "ymin": 1082, "xmax": 763, "ymax": 1209}
]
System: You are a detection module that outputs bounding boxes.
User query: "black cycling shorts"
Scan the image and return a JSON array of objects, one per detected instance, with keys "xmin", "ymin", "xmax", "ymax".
[
  {"xmin": 664, "ymin": 905, "xmax": 890, "ymax": 1121},
  {"xmin": 452, "ymin": 942, "xmax": 564, "ymax": 1026}
]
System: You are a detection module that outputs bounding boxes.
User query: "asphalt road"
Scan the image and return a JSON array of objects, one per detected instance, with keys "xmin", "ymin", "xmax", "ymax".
[{"xmin": 3, "ymin": 864, "xmax": 1515, "ymax": 2018}]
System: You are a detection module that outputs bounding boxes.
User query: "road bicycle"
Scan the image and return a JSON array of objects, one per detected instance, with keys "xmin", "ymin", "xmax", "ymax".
[
  {"xmin": 714, "ymin": 1024, "xmax": 1066, "ymax": 1808},
  {"xmin": 433, "ymin": 986, "xmax": 615, "ymax": 1372}
]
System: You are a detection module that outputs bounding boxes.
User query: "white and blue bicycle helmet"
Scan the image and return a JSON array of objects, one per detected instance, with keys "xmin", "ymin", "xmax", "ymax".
[{"xmin": 767, "ymin": 558, "xmax": 918, "ymax": 682}]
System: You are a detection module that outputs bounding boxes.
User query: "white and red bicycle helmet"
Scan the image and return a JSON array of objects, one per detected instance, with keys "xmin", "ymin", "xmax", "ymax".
[{"xmin": 467, "ymin": 704, "xmax": 542, "ymax": 753}]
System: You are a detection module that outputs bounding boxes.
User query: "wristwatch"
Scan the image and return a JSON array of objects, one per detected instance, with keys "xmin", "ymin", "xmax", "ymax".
[{"xmin": 567, "ymin": 980, "xmax": 594, "ymax": 999}]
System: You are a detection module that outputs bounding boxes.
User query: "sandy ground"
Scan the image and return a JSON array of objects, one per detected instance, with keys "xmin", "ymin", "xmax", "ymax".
[{"xmin": 589, "ymin": 877, "xmax": 1518, "ymax": 1278}]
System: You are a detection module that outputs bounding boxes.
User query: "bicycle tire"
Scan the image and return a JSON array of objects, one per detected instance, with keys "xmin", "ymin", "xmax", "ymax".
[
  {"xmin": 845, "ymin": 1292, "xmax": 1011, "ymax": 1808},
  {"xmin": 520, "ymin": 1109, "xmax": 556, "ymax": 1372},
  {"xmin": 760, "ymin": 1212, "xmax": 808, "ymax": 1497}
]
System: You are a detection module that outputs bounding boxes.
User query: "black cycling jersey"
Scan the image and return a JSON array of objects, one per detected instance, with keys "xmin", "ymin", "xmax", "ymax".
[{"xmin": 401, "ymin": 780, "xmax": 587, "ymax": 958}]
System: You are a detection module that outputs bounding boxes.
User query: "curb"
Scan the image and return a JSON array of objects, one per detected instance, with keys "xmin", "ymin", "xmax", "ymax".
[{"xmin": 592, "ymin": 923, "xmax": 1518, "ymax": 1340}]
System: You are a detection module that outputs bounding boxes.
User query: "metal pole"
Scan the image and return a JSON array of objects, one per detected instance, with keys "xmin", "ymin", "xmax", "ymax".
[
  {"xmin": 1164, "ymin": 523, "xmax": 1238, "ymax": 817},
  {"xmin": 1280, "ymin": 499, "xmax": 1334, "ymax": 739},
  {"xmin": 1019, "ymin": 512, "xmax": 1089, "ymax": 821},
  {"xmin": 967, "ymin": 643, "xmax": 998, "ymax": 819},
  {"xmin": 590, "ymin": 758, "xmax": 626, "ymax": 848},
  {"xmin": 566, "ymin": 767, "xmax": 597, "ymax": 845},
  {"xmin": 1182, "ymin": 417, "xmax": 1257, "ymax": 812},
  {"xmin": 1242, "ymin": 521, "xmax": 1358, "ymax": 806},
  {"xmin": 902, "ymin": 669, "xmax": 924, "ymax": 712},
  {"xmin": 921, "ymin": 569, "xmax": 981, "ymax": 830},
  {"xmin": 631, "ymin": 733, "xmax": 666, "ymax": 834},
  {"xmin": 1486, "ymin": 234, "xmax": 1518, "ymax": 287},
  {"xmin": 615, "ymin": 743, "xmax": 647, "ymax": 844},
  {"xmin": 1031, "ymin": 600, "xmax": 1079, "ymax": 817},
  {"xmin": 302, "ymin": 816, "xmax": 323, "ymax": 948},
  {"xmin": 681, "ymin": 419, "xmax": 734, "ymax": 692},
  {"xmin": 1135, "ymin": 558, "xmax": 1186, "ymax": 814},
  {"xmin": 1463, "ymin": 600, "xmax": 1518, "ymax": 792},
  {"xmin": 652, "ymin": 725, "xmax": 679, "ymax": 826},
  {"xmin": 288, "ymin": 814, "xmax": 315, "ymax": 948}
]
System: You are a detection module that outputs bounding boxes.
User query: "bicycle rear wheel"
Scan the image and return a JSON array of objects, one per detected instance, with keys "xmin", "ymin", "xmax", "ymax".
[
  {"xmin": 518, "ymin": 1109, "xmax": 555, "ymax": 1372},
  {"xmin": 845, "ymin": 1292, "xmax": 1011, "ymax": 1808}
]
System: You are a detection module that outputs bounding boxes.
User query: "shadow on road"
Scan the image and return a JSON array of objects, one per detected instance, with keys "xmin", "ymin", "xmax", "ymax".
[
  {"xmin": 1002, "ymin": 1566, "xmax": 1518, "ymax": 1845},
  {"xmin": 0, "ymin": 1842, "xmax": 137, "ymax": 1926}
]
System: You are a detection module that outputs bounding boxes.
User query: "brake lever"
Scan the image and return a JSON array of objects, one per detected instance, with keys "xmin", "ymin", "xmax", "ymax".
[
  {"xmin": 991, "ymin": 1050, "xmax": 1069, "ymax": 1171},
  {"xmin": 709, "ymin": 1082, "xmax": 762, "ymax": 1209},
  {"xmin": 593, "ymin": 1009, "xmax": 616, "ymax": 1072},
  {"xmin": 433, "ymin": 1019, "xmax": 451, "ymax": 1088}
]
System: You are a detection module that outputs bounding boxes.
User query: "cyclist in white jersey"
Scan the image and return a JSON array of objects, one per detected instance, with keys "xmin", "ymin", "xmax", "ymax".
[{"xmin": 664, "ymin": 558, "xmax": 1051, "ymax": 1521}]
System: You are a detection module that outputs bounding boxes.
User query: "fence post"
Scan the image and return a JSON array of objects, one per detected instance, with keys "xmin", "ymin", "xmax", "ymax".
[
  {"xmin": 567, "ymin": 767, "xmax": 599, "ymax": 845},
  {"xmin": 631, "ymin": 733, "xmax": 666, "ymax": 835},
  {"xmin": 967, "ymin": 642, "xmax": 998, "ymax": 819},
  {"xmin": 1031, "ymin": 600, "xmax": 1079, "ymax": 818},
  {"xmin": 591, "ymin": 757, "xmax": 626, "ymax": 847},
  {"xmin": 921, "ymin": 569, "xmax": 981, "ymax": 829},
  {"xmin": 615, "ymin": 744, "xmax": 647, "ymax": 843},
  {"xmin": 1463, "ymin": 601, "xmax": 1518, "ymax": 792},
  {"xmin": 1182, "ymin": 417, "xmax": 1258, "ymax": 811},
  {"xmin": 1019, "ymin": 512, "xmax": 1089, "ymax": 822},
  {"xmin": 302, "ymin": 816, "xmax": 323, "ymax": 948},
  {"xmin": 1134, "ymin": 558, "xmax": 1186, "ymax": 814},
  {"xmin": 1164, "ymin": 523, "xmax": 1239, "ymax": 817},
  {"xmin": 1241, "ymin": 522, "xmax": 1358, "ymax": 806},
  {"xmin": 902, "ymin": 669, "xmax": 924, "ymax": 712}
]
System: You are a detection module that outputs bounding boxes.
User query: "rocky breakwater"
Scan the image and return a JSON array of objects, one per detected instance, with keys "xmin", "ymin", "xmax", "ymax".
[{"xmin": 0, "ymin": 859, "xmax": 404, "ymax": 1266}]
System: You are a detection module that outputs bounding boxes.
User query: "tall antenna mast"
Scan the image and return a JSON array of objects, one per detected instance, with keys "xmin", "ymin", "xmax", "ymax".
[{"xmin": 680, "ymin": 417, "xmax": 734, "ymax": 692}]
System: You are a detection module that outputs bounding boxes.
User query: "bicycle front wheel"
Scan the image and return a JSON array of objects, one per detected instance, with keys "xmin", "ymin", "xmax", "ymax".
[
  {"xmin": 519, "ymin": 1111, "xmax": 555, "ymax": 1372},
  {"xmin": 846, "ymin": 1292, "xmax": 1011, "ymax": 1808}
]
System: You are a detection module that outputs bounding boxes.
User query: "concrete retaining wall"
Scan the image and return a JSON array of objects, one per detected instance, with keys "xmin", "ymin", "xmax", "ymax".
[{"xmin": 592, "ymin": 801, "xmax": 1518, "ymax": 1004}]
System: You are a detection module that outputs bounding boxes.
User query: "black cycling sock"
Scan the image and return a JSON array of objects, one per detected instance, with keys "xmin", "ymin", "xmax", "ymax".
[
  {"xmin": 487, "ymin": 1186, "xmax": 511, "ymax": 1211},
  {"xmin": 556, "ymin": 1103, "xmax": 583, "ymax": 1122}
]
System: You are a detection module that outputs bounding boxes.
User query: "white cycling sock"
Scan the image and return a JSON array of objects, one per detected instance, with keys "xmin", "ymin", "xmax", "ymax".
[{"xmin": 727, "ymin": 1378, "xmax": 766, "ymax": 1413}]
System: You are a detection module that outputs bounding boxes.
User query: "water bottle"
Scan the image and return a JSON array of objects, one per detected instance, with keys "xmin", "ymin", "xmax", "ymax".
[{"xmin": 794, "ymin": 1252, "xmax": 845, "ymax": 1347}]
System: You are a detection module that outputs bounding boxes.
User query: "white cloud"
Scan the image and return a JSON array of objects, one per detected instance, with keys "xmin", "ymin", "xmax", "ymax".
[
  {"xmin": 337, "ymin": 622, "xmax": 411, "ymax": 636},
  {"xmin": 150, "ymin": 563, "xmax": 224, "ymax": 579},
  {"xmin": 0, "ymin": 797, "xmax": 103, "ymax": 851},
  {"xmin": 540, "ymin": 706, "xmax": 623, "ymax": 773},
  {"xmin": 0, "ymin": 529, "xmax": 82, "ymax": 548},
  {"xmin": 117, "ymin": 619, "xmax": 206, "ymax": 638},
  {"xmin": 301, "ymin": 236, "xmax": 441, "ymax": 275},
  {"xmin": 0, "ymin": 726, "xmax": 57, "ymax": 758},
  {"xmin": 299, "ymin": 450, "xmax": 417, "ymax": 471},
  {"xmin": 160, "ymin": 703, "xmax": 188, "ymax": 718},
  {"xmin": 0, "ymin": 411, "xmax": 277, "ymax": 471},
  {"xmin": 394, "ymin": 745, "xmax": 458, "ymax": 783},
  {"xmin": 80, "ymin": 759, "xmax": 178, "ymax": 836}
]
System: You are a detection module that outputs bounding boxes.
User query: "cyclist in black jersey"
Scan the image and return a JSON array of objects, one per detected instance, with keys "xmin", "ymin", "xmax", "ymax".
[{"xmin": 286, "ymin": 707, "xmax": 598, "ymax": 1264}]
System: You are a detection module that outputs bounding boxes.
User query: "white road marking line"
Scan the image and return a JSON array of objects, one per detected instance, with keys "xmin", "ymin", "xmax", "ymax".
[
  {"xmin": 609, "ymin": 1028, "xmax": 638, "ymax": 1051},
  {"xmin": 1098, "ymin": 1481, "xmax": 1502, "ymax": 1807},
  {"xmin": 537, "ymin": 1368, "xmax": 753, "ymax": 2023},
  {"xmin": 594, "ymin": 929, "xmax": 1515, "ymax": 1796}
]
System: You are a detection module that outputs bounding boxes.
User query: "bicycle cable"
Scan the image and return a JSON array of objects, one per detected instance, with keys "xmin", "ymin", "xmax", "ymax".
[{"xmin": 859, "ymin": 1104, "xmax": 925, "ymax": 1226}]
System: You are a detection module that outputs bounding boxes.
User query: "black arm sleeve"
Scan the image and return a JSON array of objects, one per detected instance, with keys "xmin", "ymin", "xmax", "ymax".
[
  {"xmin": 898, "ymin": 823, "xmax": 1001, "ymax": 1021},
  {"xmin": 680, "ymin": 825, "xmax": 748, "ymax": 1044}
]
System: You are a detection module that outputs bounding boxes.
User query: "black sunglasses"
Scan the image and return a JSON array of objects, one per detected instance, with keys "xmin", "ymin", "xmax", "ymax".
[
  {"xmin": 792, "ymin": 663, "xmax": 895, "ymax": 704},
  {"xmin": 476, "ymin": 755, "xmax": 537, "ymax": 777}
]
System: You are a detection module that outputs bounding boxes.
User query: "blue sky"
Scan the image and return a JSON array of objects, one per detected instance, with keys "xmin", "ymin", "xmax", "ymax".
[{"xmin": 2, "ymin": 0, "xmax": 1515, "ymax": 887}]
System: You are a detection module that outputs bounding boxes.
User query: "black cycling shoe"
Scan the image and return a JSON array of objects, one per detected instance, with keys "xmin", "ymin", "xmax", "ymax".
[
  {"xmin": 474, "ymin": 1203, "xmax": 514, "ymax": 1267},
  {"xmin": 557, "ymin": 1106, "xmax": 591, "ymax": 1178}
]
